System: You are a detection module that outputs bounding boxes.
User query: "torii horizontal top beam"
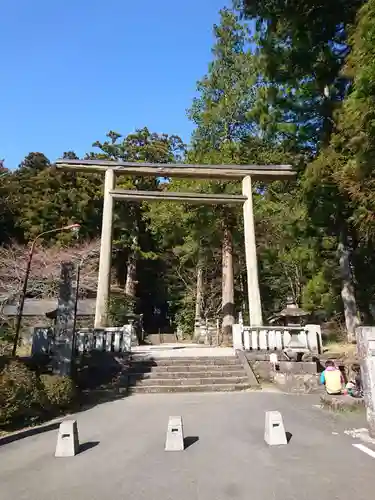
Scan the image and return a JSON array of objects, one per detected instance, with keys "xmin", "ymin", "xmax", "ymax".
[
  {"xmin": 54, "ymin": 159, "xmax": 294, "ymax": 181},
  {"xmin": 110, "ymin": 189, "xmax": 247, "ymax": 204}
]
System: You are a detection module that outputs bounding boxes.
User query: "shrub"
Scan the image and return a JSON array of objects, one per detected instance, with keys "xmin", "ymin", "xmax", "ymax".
[
  {"xmin": 0, "ymin": 361, "xmax": 76, "ymax": 429},
  {"xmin": 0, "ymin": 327, "xmax": 13, "ymax": 356},
  {"xmin": 0, "ymin": 360, "xmax": 43, "ymax": 427},
  {"xmin": 107, "ymin": 295, "xmax": 136, "ymax": 326},
  {"xmin": 40, "ymin": 374, "xmax": 75, "ymax": 409}
]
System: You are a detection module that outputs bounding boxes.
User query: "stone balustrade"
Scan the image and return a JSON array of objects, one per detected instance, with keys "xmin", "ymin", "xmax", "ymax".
[
  {"xmin": 32, "ymin": 325, "xmax": 133, "ymax": 357},
  {"xmin": 232, "ymin": 323, "xmax": 322, "ymax": 353}
]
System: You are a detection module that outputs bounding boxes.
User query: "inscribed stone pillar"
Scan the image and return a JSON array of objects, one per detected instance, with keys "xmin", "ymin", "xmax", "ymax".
[
  {"xmin": 52, "ymin": 261, "xmax": 76, "ymax": 377},
  {"xmin": 356, "ymin": 326, "xmax": 375, "ymax": 437}
]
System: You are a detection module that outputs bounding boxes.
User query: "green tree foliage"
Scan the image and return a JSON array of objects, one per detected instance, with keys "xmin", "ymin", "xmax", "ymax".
[
  {"xmin": 304, "ymin": 0, "xmax": 375, "ymax": 328},
  {"xmin": 0, "ymin": 162, "xmax": 18, "ymax": 245},
  {"xmin": 234, "ymin": 0, "xmax": 370, "ymax": 340},
  {"xmin": 236, "ymin": 0, "xmax": 363, "ymax": 149},
  {"xmin": 91, "ymin": 127, "xmax": 185, "ymax": 322},
  {"xmin": 331, "ymin": 0, "xmax": 375, "ymax": 238},
  {"xmin": 188, "ymin": 8, "xmax": 256, "ymax": 150},
  {"xmin": 186, "ymin": 9, "xmax": 260, "ymax": 336},
  {"xmin": 6, "ymin": 152, "xmax": 103, "ymax": 243},
  {"xmin": 255, "ymin": 184, "xmax": 340, "ymax": 318}
]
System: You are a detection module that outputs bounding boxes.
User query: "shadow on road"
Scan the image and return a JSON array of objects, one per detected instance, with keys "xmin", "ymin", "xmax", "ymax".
[
  {"xmin": 79, "ymin": 441, "xmax": 100, "ymax": 454},
  {"xmin": 184, "ymin": 436, "xmax": 199, "ymax": 449},
  {"xmin": 0, "ymin": 421, "xmax": 61, "ymax": 447},
  {"xmin": 74, "ymin": 351, "xmax": 133, "ymax": 412}
]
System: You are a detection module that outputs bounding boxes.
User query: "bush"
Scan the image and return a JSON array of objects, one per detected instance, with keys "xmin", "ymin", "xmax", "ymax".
[
  {"xmin": 0, "ymin": 360, "xmax": 76, "ymax": 429},
  {"xmin": 40, "ymin": 374, "xmax": 75, "ymax": 409},
  {"xmin": 0, "ymin": 327, "xmax": 13, "ymax": 356},
  {"xmin": 107, "ymin": 295, "xmax": 136, "ymax": 326},
  {"xmin": 0, "ymin": 360, "xmax": 44, "ymax": 427}
]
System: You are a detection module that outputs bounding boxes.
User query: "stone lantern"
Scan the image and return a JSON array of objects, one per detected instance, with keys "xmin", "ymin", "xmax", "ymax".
[{"xmin": 275, "ymin": 296, "xmax": 310, "ymax": 360}]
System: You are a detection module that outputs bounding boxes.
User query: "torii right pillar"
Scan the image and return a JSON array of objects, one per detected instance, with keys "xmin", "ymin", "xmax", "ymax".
[{"xmin": 242, "ymin": 175, "xmax": 263, "ymax": 326}]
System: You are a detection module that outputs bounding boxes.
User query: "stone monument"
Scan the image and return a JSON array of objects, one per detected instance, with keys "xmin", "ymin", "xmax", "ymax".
[{"xmin": 52, "ymin": 261, "xmax": 76, "ymax": 377}]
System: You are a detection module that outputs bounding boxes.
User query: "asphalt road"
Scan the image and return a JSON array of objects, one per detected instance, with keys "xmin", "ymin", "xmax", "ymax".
[{"xmin": 1, "ymin": 392, "xmax": 374, "ymax": 500}]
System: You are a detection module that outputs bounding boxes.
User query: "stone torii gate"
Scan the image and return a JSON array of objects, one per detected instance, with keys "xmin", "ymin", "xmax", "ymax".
[{"xmin": 55, "ymin": 159, "xmax": 294, "ymax": 328}]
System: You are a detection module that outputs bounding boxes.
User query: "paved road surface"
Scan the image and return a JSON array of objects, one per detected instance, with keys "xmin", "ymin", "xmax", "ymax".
[{"xmin": 1, "ymin": 392, "xmax": 374, "ymax": 500}]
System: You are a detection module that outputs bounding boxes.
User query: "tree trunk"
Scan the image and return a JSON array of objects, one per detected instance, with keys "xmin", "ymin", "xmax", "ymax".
[
  {"xmin": 125, "ymin": 252, "xmax": 137, "ymax": 299},
  {"xmin": 222, "ymin": 225, "xmax": 235, "ymax": 343},
  {"xmin": 193, "ymin": 261, "xmax": 204, "ymax": 342},
  {"xmin": 195, "ymin": 263, "xmax": 204, "ymax": 320},
  {"xmin": 125, "ymin": 233, "xmax": 138, "ymax": 300},
  {"xmin": 238, "ymin": 254, "xmax": 247, "ymax": 323},
  {"xmin": 338, "ymin": 234, "xmax": 360, "ymax": 343}
]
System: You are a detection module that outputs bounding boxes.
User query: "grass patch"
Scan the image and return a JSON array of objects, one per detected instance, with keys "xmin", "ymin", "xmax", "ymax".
[{"xmin": 323, "ymin": 342, "xmax": 358, "ymax": 362}]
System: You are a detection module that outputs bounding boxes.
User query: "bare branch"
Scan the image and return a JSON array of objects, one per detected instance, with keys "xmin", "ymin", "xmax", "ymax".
[{"xmin": 0, "ymin": 240, "xmax": 101, "ymax": 304}]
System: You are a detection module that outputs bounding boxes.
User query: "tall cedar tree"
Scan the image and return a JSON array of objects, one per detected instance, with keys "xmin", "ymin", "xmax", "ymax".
[{"xmin": 188, "ymin": 8, "xmax": 257, "ymax": 339}]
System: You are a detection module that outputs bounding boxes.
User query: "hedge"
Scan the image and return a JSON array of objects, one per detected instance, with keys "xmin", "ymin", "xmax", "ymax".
[
  {"xmin": 0, "ymin": 359, "xmax": 76, "ymax": 429},
  {"xmin": 40, "ymin": 374, "xmax": 75, "ymax": 409}
]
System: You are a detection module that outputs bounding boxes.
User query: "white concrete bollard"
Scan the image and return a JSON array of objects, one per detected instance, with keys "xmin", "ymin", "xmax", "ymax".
[
  {"xmin": 55, "ymin": 419, "xmax": 80, "ymax": 457},
  {"xmin": 264, "ymin": 411, "xmax": 287, "ymax": 446},
  {"xmin": 165, "ymin": 416, "xmax": 184, "ymax": 451}
]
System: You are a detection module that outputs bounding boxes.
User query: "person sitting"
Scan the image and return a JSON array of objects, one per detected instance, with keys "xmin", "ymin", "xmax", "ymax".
[
  {"xmin": 345, "ymin": 364, "xmax": 363, "ymax": 398},
  {"xmin": 320, "ymin": 360, "xmax": 344, "ymax": 395}
]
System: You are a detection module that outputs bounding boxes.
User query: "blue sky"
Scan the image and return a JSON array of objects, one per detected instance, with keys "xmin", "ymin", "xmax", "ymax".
[{"xmin": 0, "ymin": 0, "xmax": 231, "ymax": 170}]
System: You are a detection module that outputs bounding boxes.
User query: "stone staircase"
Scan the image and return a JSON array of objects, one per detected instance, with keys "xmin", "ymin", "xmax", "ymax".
[{"xmin": 126, "ymin": 355, "xmax": 259, "ymax": 394}]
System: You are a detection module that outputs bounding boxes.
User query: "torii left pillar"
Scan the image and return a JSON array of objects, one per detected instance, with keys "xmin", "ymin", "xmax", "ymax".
[{"xmin": 95, "ymin": 168, "xmax": 115, "ymax": 327}]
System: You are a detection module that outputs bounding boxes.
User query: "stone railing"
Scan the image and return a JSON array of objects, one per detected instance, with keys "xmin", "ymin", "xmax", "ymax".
[
  {"xmin": 232, "ymin": 324, "xmax": 322, "ymax": 353},
  {"xmin": 74, "ymin": 326, "xmax": 133, "ymax": 354},
  {"xmin": 32, "ymin": 325, "xmax": 133, "ymax": 357}
]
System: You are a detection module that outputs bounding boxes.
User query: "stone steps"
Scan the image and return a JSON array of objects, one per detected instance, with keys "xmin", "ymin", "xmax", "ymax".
[
  {"xmin": 129, "ymin": 383, "xmax": 252, "ymax": 394},
  {"xmin": 139, "ymin": 357, "xmax": 240, "ymax": 366},
  {"xmin": 146, "ymin": 365, "xmax": 244, "ymax": 373},
  {"xmin": 126, "ymin": 355, "xmax": 258, "ymax": 394},
  {"xmin": 130, "ymin": 376, "xmax": 249, "ymax": 386},
  {"xmin": 130, "ymin": 370, "xmax": 247, "ymax": 379}
]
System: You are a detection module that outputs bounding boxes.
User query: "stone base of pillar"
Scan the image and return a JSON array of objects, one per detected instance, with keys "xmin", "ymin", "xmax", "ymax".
[
  {"xmin": 356, "ymin": 326, "xmax": 375, "ymax": 439},
  {"xmin": 366, "ymin": 407, "xmax": 375, "ymax": 438}
]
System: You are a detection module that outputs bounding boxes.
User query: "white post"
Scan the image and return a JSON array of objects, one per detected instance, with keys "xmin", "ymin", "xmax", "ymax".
[
  {"xmin": 232, "ymin": 323, "xmax": 244, "ymax": 350},
  {"xmin": 95, "ymin": 168, "xmax": 115, "ymax": 327},
  {"xmin": 242, "ymin": 176, "xmax": 263, "ymax": 326}
]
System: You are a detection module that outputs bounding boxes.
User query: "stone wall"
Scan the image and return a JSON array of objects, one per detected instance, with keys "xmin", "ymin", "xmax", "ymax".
[
  {"xmin": 245, "ymin": 352, "xmax": 322, "ymax": 394},
  {"xmin": 271, "ymin": 372, "xmax": 321, "ymax": 394},
  {"xmin": 145, "ymin": 333, "xmax": 178, "ymax": 345}
]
